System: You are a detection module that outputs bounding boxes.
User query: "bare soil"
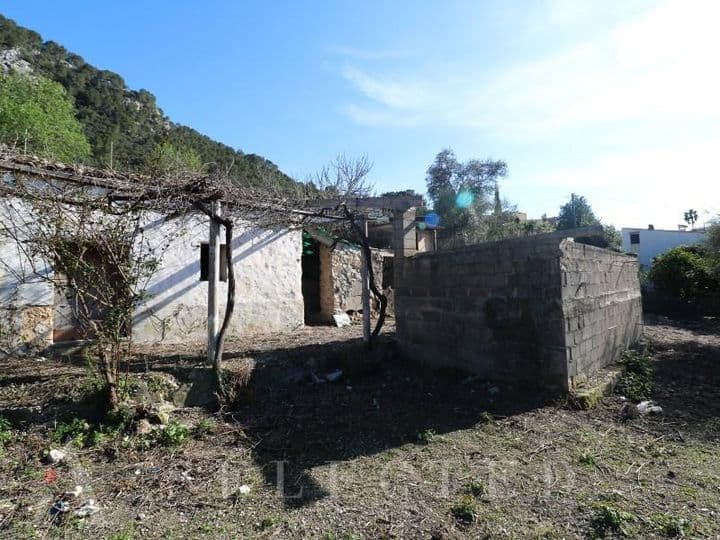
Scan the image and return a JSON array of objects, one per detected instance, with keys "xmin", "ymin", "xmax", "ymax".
[{"xmin": 0, "ymin": 318, "xmax": 718, "ymax": 539}]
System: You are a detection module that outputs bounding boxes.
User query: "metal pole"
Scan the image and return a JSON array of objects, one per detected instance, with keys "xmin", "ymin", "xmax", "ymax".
[
  {"xmin": 207, "ymin": 200, "xmax": 221, "ymax": 365},
  {"xmin": 360, "ymin": 217, "xmax": 371, "ymax": 345}
]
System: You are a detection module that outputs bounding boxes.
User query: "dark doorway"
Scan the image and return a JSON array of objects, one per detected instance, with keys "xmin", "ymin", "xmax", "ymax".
[{"xmin": 301, "ymin": 233, "xmax": 322, "ymax": 324}]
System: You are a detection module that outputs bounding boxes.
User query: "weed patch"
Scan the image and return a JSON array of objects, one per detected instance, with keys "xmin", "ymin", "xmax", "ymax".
[{"xmin": 616, "ymin": 349, "xmax": 654, "ymax": 402}]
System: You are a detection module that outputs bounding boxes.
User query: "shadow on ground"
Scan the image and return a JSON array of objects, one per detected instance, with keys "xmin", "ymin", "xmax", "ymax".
[
  {"xmin": 650, "ymin": 334, "xmax": 720, "ymax": 442},
  {"xmin": 214, "ymin": 334, "xmax": 555, "ymax": 508}
]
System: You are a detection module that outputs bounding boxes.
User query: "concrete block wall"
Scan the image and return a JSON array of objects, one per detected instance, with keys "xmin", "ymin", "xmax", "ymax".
[
  {"xmin": 559, "ymin": 240, "xmax": 642, "ymax": 386},
  {"xmin": 395, "ymin": 236, "xmax": 569, "ymax": 388},
  {"xmin": 395, "ymin": 235, "xmax": 642, "ymax": 391}
]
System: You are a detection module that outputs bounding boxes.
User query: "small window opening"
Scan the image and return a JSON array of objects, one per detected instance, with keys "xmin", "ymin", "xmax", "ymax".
[
  {"xmin": 200, "ymin": 243, "xmax": 228, "ymax": 281},
  {"xmin": 629, "ymin": 233, "xmax": 640, "ymax": 245}
]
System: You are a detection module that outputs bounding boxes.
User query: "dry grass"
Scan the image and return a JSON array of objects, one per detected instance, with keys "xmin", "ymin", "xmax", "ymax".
[{"xmin": 0, "ymin": 319, "xmax": 718, "ymax": 539}]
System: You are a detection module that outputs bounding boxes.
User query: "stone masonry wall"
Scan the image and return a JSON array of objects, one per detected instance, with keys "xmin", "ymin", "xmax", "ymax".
[
  {"xmin": 560, "ymin": 240, "xmax": 642, "ymax": 387},
  {"xmin": 396, "ymin": 235, "xmax": 642, "ymax": 391},
  {"xmin": 396, "ymin": 236, "xmax": 569, "ymax": 388},
  {"xmin": 319, "ymin": 243, "xmax": 385, "ymax": 320}
]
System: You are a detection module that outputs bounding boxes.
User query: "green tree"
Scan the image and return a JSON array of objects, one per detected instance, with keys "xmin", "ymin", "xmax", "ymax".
[
  {"xmin": 648, "ymin": 246, "xmax": 717, "ymax": 306},
  {"xmin": 0, "ymin": 72, "xmax": 91, "ymax": 161},
  {"xmin": 143, "ymin": 141, "xmax": 204, "ymax": 176},
  {"xmin": 426, "ymin": 149, "xmax": 508, "ymax": 247},
  {"xmin": 684, "ymin": 209, "xmax": 698, "ymax": 229},
  {"xmin": 556, "ymin": 193, "xmax": 621, "ymax": 251},
  {"xmin": 557, "ymin": 193, "xmax": 597, "ymax": 230}
]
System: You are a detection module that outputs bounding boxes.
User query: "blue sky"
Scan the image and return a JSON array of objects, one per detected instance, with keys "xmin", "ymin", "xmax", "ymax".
[{"xmin": 3, "ymin": 0, "xmax": 718, "ymax": 229}]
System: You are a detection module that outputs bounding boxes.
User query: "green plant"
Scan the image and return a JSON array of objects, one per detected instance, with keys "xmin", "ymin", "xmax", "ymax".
[
  {"xmin": 157, "ymin": 421, "xmax": 190, "ymax": 447},
  {"xmin": 52, "ymin": 418, "xmax": 91, "ymax": 447},
  {"xmin": 652, "ymin": 512, "xmax": 690, "ymax": 538},
  {"xmin": 193, "ymin": 418, "xmax": 215, "ymax": 439},
  {"xmin": 108, "ymin": 528, "xmax": 135, "ymax": 540},
  {"xmin": 465, "ymin": 479, "xmax": 485, "ymax": 498},
  {"xmin": 575, "ymin": 450, "xmax": 596, "ymax": 468},
  {"xmin": 616, "ymin": 349, "xmax": 654, "ymax": 402},
  {"xmin": 0, "ymin": 416, "xmax": 12, "ymax": 453},
  {"xmin": 259, "ymin": 515, "xmax": 278, "ymax": 530},
  {"xmin": 417, "ymin": 428, "xmax": 438, "ymax": 444},
  {"xmin": 648, "ymin": 246, "xmax": 719, "ymax": 309},
  {"xmin": 590, "ymin": 504, "xmax": 636, "ymax": 537},
  {"xmin": 451, "ymin": 495, "xmax": 477, "ymax": 524}
]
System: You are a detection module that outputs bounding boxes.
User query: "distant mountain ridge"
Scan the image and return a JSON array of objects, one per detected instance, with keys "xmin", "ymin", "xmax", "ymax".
[{"xmin": 0, "ymin": 14, "xmax": 297, "ymax": 189}]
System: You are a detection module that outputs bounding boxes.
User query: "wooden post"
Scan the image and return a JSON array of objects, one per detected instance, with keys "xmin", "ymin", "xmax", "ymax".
[
  {"xmin": 207, "ymin": 201, "xmax": 221, "ymax": 365},
  {"xmin": 360, "ymin": 216, "xmax": 371, "ymax": 345}
]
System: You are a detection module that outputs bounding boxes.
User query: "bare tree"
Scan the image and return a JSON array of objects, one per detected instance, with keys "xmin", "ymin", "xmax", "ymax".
[
  {"xmin": 311, "ymin": 153, "xmax": 375, "ymax": 197},
  {"xmin": 0, "ymin": 174, "xmax": 178, "ymax": 409}
]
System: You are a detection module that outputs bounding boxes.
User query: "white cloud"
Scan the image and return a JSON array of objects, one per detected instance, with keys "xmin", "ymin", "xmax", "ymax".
[{"xmin": 340, "ymin": 0, "xmax": 720, "ymax": 135}]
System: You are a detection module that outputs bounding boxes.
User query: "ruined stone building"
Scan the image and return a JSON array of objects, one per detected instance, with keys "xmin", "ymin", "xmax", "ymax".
[{"xmin": 1, "ymin": 154, "xmax": 643, "ymax": 394}]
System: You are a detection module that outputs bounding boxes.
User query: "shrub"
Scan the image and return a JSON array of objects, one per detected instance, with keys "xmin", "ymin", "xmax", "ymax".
[
  {"xmin": 451, "ymin": 495, "xmax": 477, "ymax": 524},
  {"xmin": 157, "ymin": 421, "xmax": 190, "ymax": 447},
  {"xmin": 616, "ymin": 349, "xmax": 654, "ymax": 402},
  {"xmin": 590, "ymin": 504, "xmax": 636, "ymax": 537},
  {"xmin": 52, "ymin": 418, "xmax": 91, "ymax": 447},
  {"xmin": 647, "ymin": 246, "xmax": 719, "ymax": 313}
]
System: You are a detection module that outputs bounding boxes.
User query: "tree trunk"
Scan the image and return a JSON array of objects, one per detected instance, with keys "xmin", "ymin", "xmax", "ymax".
[{"xmin": 213, "ymin": 219, "xmax": 235, "ymax": 396}]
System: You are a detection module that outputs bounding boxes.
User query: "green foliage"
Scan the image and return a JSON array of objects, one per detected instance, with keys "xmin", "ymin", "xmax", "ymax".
[
  {"xmin": 465, "ymin": 479, "xmax": 485, "ymax": 498},
  {"xmin": 157, "ymin": 420, "xmax": 190, "ymax": 447},
  {"xmin": 0, "ymin": 72, "xmax": 91, "ymax": 161},
  {"xmin": 143, "ymin": 141, "xmax": 204, "ymax": 176},
  {"xmin": 0, "ymin": 416, "xmax": 12, "ymax": 454},
  {"xmin": 557, "ymin": 194, "xmax": 621, "ymax": 251},
  {"xmin": 426, "ymin": 148, "xmax": 508, "ymax": 248},
  {"xmin": 557, "ymin": 194, "xmax": 597, "ymax": 230},
  {"xmin": 575, "ymin": 450, "xmax": 597, "ymax": 468},
  {"xmin": 590, "ymin": 504, "xmax": 636, "ymax": 537},
  {"xmin": 0, "ymin": 14, "xmax": 298, "ymax": 190},
  {"xmin": 648, "ymin": 246, "xmax": 717, "ymax": 305},
  {"xmin": 417, "ymin": 428, "xmax": 438, "ymax": 444},
  {"xmin": 616, "ymin": 349, "xmax": 654, "ymax": 402},
  {"xmin": 52, "ymin": 418, "xmax": 91, "ymax": 447},
  {"xmin": 192, "ymin": 418, "xmax": 216, "ymax": 439},
  {"xmin": 451, "ymin": 494, "xmax": 477, "ymax": 524},
  {"xmin": 651, "ymin": 512, "xmax": 690, "ymax": 538}
]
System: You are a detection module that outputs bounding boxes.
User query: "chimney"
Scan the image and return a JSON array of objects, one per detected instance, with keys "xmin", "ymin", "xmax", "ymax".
[{"xmin": 648, "ymin": 224, "xmax": 654, "ymax": 230}]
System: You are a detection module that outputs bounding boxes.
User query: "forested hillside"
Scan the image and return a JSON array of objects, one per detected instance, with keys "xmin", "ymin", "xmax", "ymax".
[{"xmin": 0, "ymin": 14, "xmax": 296, "ymax": 189}]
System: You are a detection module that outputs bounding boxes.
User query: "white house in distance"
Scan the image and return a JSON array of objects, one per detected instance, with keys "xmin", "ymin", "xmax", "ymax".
[{"xmin": 621, "ymin": 226, "xmax": 706, "ymax": 267}]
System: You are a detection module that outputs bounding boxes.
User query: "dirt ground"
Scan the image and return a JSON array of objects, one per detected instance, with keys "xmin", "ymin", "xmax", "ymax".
[{"xmin": 0, "ymin": 318, "xmax": 718, "ymax": 539}]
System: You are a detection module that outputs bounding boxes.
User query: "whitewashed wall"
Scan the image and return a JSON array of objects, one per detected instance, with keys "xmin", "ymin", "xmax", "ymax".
[
  {"xmin": 0, "ymin": 196, "xmax": 54, "ymax": 353},
  {"xmin": 621, "ymin": 227, "xmax": 706, "ymax": 267},
  {"xmin": 1, "ymin": 185, "xmax": 304, "ymax": 349},
  {"xmin": 133, "ymin": 214, "xmax": 304, "ymax": 343}
]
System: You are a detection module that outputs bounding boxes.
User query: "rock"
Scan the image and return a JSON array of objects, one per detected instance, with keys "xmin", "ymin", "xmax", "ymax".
[
  {"xmin": 47, "ymin": 449, "xmax": 66, "ymax": 464},
  {"xmin": 135, "ymin": 419, "xmax": 153, "ymax": 435},
  {"xmin": 637, "ymin": 400, "xmax": 663, "ymax": 414},
  {"xmin": 63, "ymin": 486, "xmax": 83, "ymax": 499},
  {"xmin": 149, "ymin": 401, "xmax": 175, "ymax": 425},
  {"xmin": 74, "ymin": 500, "xmax": 100, "ymax": 517},
  {"xmin": 238, "ymin": 484, "xmax": 251, "ymax": 495},
  {"xmin": 333, "ymin": 313, "xmax": 352, "ymax": 327}
]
